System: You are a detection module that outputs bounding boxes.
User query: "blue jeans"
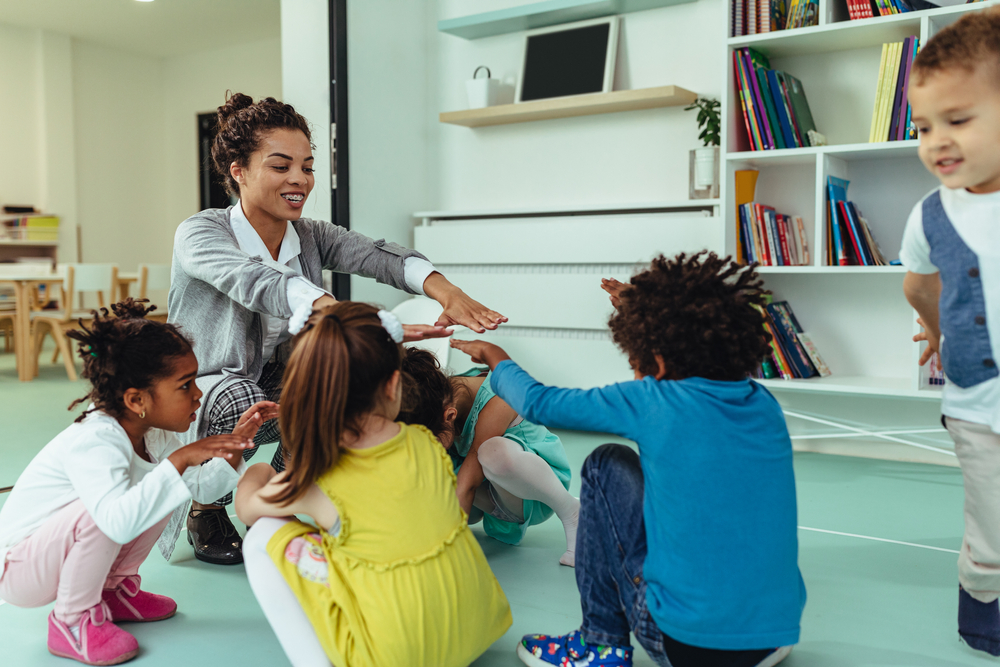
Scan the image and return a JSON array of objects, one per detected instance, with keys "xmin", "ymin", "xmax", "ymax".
[{"xmin": 576, "ymin": 444, "xmax": 772, "ymax": 667}]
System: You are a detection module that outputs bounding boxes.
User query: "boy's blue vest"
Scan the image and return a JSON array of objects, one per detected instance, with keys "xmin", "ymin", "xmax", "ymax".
[{"xmin": 923, "ymin": 191, "xmax": 998, "ymax": 388}]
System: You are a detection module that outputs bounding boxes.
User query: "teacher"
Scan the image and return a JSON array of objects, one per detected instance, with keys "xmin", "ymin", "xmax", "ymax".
[{"xmin": 166, "ymin": 93, "xmax": 506, "ymax": 565}]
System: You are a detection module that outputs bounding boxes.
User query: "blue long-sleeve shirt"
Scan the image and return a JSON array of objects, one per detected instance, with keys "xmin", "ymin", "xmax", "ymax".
[{"xmin": 491, "ymin": 360, "xmax": 806, "ymax": 650}]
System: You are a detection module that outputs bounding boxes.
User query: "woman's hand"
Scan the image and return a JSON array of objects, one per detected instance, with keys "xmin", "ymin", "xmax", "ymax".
[
  {"xmin": 402, "ymin": 324, "xmax": 453, "ymax": 342},
  {"xmin": 601, "ymin": 278, "xmax": 628, "ymax": 309},
  {"xmin": 168, "ymin": 435, "xmax": 253, "ymax": 475},
  {"xmin": 232, "ymin": 401, "xmax": 279, "ymax": 442},
  {"xmin": 423, "ymin": 273, "xmax": 507, "ymax": 334},
  {"xmin": 449, "ymin": 339, "xmax": 511, "ymax": 370}
]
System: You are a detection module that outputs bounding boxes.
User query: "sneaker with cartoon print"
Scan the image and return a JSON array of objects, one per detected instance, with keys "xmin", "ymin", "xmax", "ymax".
[{"xmin": 516, "ymin": 629, "xmax": 632, "ymax": 667}]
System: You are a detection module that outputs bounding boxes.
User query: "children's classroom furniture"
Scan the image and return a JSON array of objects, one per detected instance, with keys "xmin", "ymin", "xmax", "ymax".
[
  {"xmin": 30, "ymin": 264, "xmax": 118, "ymax": 382},
  {"xmin": 137, "ymin": 264, "xmax": 171, "ymax": 322},
  {"xmin": 723, "ymin": 0, "xmax": 998, "ymax": 400}
]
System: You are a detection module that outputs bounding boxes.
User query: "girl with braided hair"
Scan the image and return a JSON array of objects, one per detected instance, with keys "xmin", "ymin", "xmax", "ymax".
[
  {"xmin": 450, "ymin": 252, "xmax": 806, "ymax": 667},
  {"xmin": 169, "ymin": 92, "xmax": 506, "ymax": 565},
  {"xmin": 0, "ymin": 299, "xmax": 275, "ymax": 666}
]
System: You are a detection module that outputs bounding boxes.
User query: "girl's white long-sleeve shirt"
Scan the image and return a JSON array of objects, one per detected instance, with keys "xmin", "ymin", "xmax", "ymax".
[{"xmin": 0, "ymin": 409, "xmax": 245, "ymax": 567}]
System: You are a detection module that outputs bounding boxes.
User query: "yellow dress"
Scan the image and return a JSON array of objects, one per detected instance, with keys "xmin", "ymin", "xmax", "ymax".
[{"xmin": 267, "ymin": 423, "xmax": 512, "ymax": 667}]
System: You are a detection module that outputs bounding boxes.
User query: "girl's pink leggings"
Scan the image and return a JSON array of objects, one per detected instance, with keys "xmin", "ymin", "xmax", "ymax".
[{"xmin": 0, "ymin": 499, "xmax": 169, "ymax": 626}]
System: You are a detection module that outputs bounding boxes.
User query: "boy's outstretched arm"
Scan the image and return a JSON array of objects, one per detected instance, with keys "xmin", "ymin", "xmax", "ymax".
[
  {"xmin": 904, "ymin": 271, "xmax": 943, "ymax": 365},
  {"xmin": 450, "ymin": 339, "xmax": 638, "ymax": 439}
]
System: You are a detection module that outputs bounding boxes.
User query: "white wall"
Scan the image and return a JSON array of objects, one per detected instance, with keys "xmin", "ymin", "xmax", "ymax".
[
  {"xmin": 0, "ymin": 21, "xmax": 282, "ymax": 270},
  {"xmin": 162, "ymin": 38, "xmax": 283, "ymax": 261},
  {"xmin": 72, "ymin": 40, "xmax": 166, "ymax": 268},
  {"xmin": 435, "ymin": 0, "xmax": 724, "ymax": 210},
  {"xmin": 0, "ymin": 25, "xmax": 44, "ymax": 214}
]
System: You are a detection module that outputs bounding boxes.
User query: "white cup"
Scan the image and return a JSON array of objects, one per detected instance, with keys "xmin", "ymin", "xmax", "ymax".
[{"xmin": 466, "ymin": 66, "xmax": 498, "ymax": 109}]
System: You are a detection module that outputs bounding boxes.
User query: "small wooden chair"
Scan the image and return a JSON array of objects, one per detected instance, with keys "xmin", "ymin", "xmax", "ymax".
[
  {"xmin": 138, "ymin": 264, "xmax": 171, "ymax": 322},
  {"xmin": 31, "ymin": 264, "xmax": 118, "ymax": 381},
  {"xmin": 0, "ymin": 312, "xmax": 13, "ymax": 353}
]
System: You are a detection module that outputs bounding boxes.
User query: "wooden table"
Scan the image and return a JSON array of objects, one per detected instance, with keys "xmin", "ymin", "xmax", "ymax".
[{"xmin": 1, "ymin": 273, "xmax": 139, "ymax": 381}]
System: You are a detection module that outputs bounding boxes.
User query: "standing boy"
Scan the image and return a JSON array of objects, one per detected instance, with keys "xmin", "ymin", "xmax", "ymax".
[{"xmin": 902, "ymin": 7, "xmax": 1000, "ymax": 656}]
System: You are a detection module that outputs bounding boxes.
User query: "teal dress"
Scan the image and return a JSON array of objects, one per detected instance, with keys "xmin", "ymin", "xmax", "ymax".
[{"xmin": 453, "ymin": 368, "xmax": 572, "ymax": 545}]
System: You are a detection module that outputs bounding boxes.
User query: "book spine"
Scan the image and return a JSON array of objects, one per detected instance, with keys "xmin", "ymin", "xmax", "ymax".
[
  {"xmin": 766, "ymin": 209, "xmax": 783, "ymax": 266},
  {"xmin": 754, "ymin": 204, "xmax": 770, "ymax": 265},
  {"xmin": 795, "ymin": 216, "xmax": 810, "ymax": 265},
  {"xmin": 879, "ymin": 42, "xmax": 902, "ymax": 141},
  {"xmin": 761, "ymin": 315, "xmax": 794, "ymax": 379},
  {"xmin": 783, "ymin": 215, "xmax": 799, "ymax": 265},
  {"xmin": 846, "ymin": 201, "xmax": 875, "ymax": 265},
  {"xmin": 739, "ymin": 204, "xmax": 754, "ymax": 262},
  {"xmin": 758, "ymin": 68, "xmax": 787, "ymax": 149},
  {"xmin": 828, "ymin": 182, "xmax": 848, "ymax": 266},
  {"xmin": 897, "ymin": 36, "xmax": 917, "ymax": 140},
  {"xmin": 767, "ymin": 69, "xmax": 796, "ymax": 148},
  {"xmin": 778, "ymin": 74, "xmax": 804, "ymax": 146},
  {"xmin": 870, "ymin": 43, "xmax": 888, "ymax": 142},
  {"xmin": 736, "ymin": 50, "xmax": 763, "ymax": 150},
  {"xmin": 777, "ymin": 213, "xmax": 793, "ymax": 265},
  {"xmin": 733, "ymin": 52, "xmax": 759, "ymax": 150},
  {"xmin": 745, "ymin": 49, "xmax": 776, "ymax": 149},
  {"xmin": 888, "ymin": 37, "xmax": 911, "ymax": 141},
  {"xmin": 838, "ymin": 200, "xmax": 864, "ymax": 265}
]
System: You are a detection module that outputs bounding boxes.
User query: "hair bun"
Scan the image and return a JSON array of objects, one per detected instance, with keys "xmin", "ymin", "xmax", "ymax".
[
  {"xmin": 110, "ymin": 297, "xmax": 156, "ymax": 321},
  {"xmin": 217, "ymin": 92, "xmax": 255, "ymax": 125}
]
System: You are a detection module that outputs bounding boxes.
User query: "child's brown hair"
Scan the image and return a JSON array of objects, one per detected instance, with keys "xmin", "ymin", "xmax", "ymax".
[
  {"xmin": 912, "ymin": 6, "xmax": 1000, "ymax": 84},
  {"xmin": 271, "ymin": 302, "xmax": 403, "ymax": 505},
  {"xmin": 609, "ymin": 252, "xmax": 771, "ymax": 381}
]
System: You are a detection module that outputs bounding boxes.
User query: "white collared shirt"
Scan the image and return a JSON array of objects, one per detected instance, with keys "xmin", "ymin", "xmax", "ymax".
[{"xmin": 229, "ymin": 202, "xmax": 436, "ymax": 362}]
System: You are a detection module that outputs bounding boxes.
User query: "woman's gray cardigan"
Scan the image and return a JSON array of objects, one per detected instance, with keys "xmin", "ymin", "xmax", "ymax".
[
  {"xmin": 158, "ymin": 207, "xmax": 428, "ymax": 559},
  {"xmin": 168, "ymin": 206, "xmax": 428, "ymax": 440}
]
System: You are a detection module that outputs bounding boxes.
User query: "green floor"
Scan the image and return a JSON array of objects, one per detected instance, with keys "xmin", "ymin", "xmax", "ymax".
[{"xmin": 0, "ymin": 349, "xmax": 995, "ymax": 666}]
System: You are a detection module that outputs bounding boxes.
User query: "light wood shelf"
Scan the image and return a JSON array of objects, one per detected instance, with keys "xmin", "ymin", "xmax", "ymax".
[
  {"xmin": 440, "ymin": 85, "xmax": 697, "ymax": 127},
  {"xmin": 438, "ymin": 0, "xmax": 698, "ymax": 40}
]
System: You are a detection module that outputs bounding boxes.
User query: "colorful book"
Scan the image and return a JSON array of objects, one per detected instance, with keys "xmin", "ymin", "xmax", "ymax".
[
  {"xmin": 896, "ymin": 37, "xmax": 918, "ymax": 140},
  {"xmin": 745, "ymin": 49, "xmax": 777, "ymax": 150},
  {"xmin": 766, "ymin": 302, "xmax": 818, "ymax": 378},
  {"xmin": 888, "ymin": 37, "xmax": 912, "ymax": 141},
  {"xmin": 827, "ymin": 176, "xmax": 850, "ymax": 266},
  {"xmin": 734, "ymin": 170, "xmax": 760, "ymax": 263},
  {"xmin": 767, "ymin": 69, "xmax": 797, "ymax": 148},
  {"xmin": 795, "ymin": 216, "xmax": 810, "ymax": 265},
  {"xmin": 797, "ymin": 332, "xmax": 831, "ymax": 376},
  {"xmin": 870, "ymin": 44, "xmax": 889, "ymax": 142},
  {"xmin": 758, "ymin": 68, "xmax": 788, "ymax": 149},
  {"xmin": 784, "ymin": 73, "xmax": 817, "ymax": 147}
]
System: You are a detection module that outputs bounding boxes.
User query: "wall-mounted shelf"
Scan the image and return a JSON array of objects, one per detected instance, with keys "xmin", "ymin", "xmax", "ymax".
[
  {"xmin": 758, "ymin": 375, "xmax": 941, "ymax": 400},
  {"xmin": 440, "ymin": 85, "xmax": 697, "ymax": 127},
  {"xmin": 439, "ymin": 0, "xmax": 698, "ymax": 40}
]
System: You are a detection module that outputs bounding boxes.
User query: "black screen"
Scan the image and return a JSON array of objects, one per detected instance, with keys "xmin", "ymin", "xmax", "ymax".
[{"xmin": 520, "ymin": 23, "xmax": 611, "ymax": 102}]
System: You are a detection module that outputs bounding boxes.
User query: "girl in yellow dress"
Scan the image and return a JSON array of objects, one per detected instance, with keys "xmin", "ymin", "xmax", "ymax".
[{"xmin": 235, "ymin": 302, "xmax": 512, "ymax": 667}]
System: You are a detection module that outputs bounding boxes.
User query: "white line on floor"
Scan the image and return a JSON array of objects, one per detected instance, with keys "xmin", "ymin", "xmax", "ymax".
[
  {"xmin": 798, "ymin": 526, "xmax": 960, "ymax": 554},
  {"xmin": 783, "ymin": 410, "xmax": 957, "ymax": 457}
]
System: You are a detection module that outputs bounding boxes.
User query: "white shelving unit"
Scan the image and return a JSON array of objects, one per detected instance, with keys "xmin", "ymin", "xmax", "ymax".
[{"xmin": 720, "ymin": 0, "xmax": 998, "ymax": 399}]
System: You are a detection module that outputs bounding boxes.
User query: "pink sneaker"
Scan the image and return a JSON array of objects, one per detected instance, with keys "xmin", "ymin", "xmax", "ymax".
[
  {"xmin": 102, "ymin": 576, "xmax": 177, "ymax": 623},
  {"xmin": 48, "ymin": 602, "xmax": 139, "ymax": 666}
]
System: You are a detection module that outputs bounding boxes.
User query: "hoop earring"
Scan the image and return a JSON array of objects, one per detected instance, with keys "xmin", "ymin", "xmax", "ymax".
[{"xmin": 140, "ymin": 410, "xmax": 146, "ymax": 419}]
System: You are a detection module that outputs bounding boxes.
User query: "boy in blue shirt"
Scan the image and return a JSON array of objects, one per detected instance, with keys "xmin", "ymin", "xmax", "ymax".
[
  {"xmin": 902, "ymin": 7, "xmax": 1000, "ymax": 656},
  {"xmin": 452, "ymin": 251, "xmax": 805, "ymax": 667}
]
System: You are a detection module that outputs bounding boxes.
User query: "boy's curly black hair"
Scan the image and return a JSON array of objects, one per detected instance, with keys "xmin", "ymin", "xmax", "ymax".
[
  {"xmin": 609, "ymin": 252, "xmax": 771, "ymax": 381},
  {"xmin": 66, "ymin": 298, "xmax": 193, "ymax": 422}
]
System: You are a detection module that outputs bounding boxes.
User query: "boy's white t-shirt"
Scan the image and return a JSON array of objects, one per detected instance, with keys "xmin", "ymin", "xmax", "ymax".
[
  {"xmin": 900, "ymin": 186, "xmax": 1000, "ymax": 434},
  {"xmin": 0, "ymin": 410, "xmax": 246, "ymax": 568}
]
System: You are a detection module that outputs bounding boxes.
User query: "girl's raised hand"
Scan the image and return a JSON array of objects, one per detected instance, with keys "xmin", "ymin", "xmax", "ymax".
[
  {"xmin": 601, "ymin": 278, "xmax": 628, "ymax": 309},
  {"xmin": 168, "ymin": 435, "xmax": 253, "ymax": 474},
  {"xmin": 233, "ymin": 401, "xmax": 280, "ymax": 442},
  {"xmin": 402, "ymin": 324, "xmax": 453, "ymax": 342},
  {"xmin": 449, "ymin": 339, "xmax": 511, "ymax": 370}
]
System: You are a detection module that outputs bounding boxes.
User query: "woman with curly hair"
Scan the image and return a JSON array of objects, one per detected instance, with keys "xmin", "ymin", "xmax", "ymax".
[
  {"xmin": 167, "ymin": 93, "xmax": 507, "ymax": 564},
  {"xmin": 450, "ymin": 252, "xmax": 806, "ymax": 667}
]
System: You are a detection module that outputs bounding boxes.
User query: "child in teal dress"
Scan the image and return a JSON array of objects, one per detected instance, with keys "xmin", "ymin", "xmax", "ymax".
[{"xmin": 400, "ymin": 349, "xmax": 579, "ymax": 566}]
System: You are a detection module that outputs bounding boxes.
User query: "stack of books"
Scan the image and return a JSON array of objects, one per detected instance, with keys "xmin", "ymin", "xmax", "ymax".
[
  {"xmin": 739, "ymin": 203, "xmax": 810, "ymax": 266},
  {"xmin": 870, "ymin": 37, "xmax": 920, "ymax": 142},
  {"xmin": 733, "ymin": 47, "xmax": 820, "ymax": 151},
  {"xmin": 826, "ymin": 176, "xmax": 888, "ymax": 266},
  {"xmin": 2, "ymin": 215, "xmax": 59, "ymax": 241},
  {"xmin": 847, "ymin": 0, "xmax": 913, "ymax": 19},
  {"xmin": 755, "ymin": 299, "xmax": 831, "ymax": 380},
  {"xmin": 731, "ymin": 0, "xmax": 818, "ymax": 36}
]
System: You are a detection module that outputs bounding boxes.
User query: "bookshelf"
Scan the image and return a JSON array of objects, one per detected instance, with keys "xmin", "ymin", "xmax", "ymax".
[{"xmin": 721, "ymin": 0, "xmax": 999, "ymax": 398}]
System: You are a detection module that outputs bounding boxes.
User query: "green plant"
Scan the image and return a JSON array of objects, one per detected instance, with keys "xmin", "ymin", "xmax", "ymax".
[{"xmin": 685, "ymin": 97, "xmax": 721, "ymax": 148}]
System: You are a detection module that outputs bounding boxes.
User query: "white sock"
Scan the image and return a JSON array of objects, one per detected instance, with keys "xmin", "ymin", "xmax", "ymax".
[
  {"xmin": 477, "ymin": 437, "xmax": 581, "ymax": 567},
  {"xmin": 69, "ymin": 623, "xmax": 81, "ymax": 642}
]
